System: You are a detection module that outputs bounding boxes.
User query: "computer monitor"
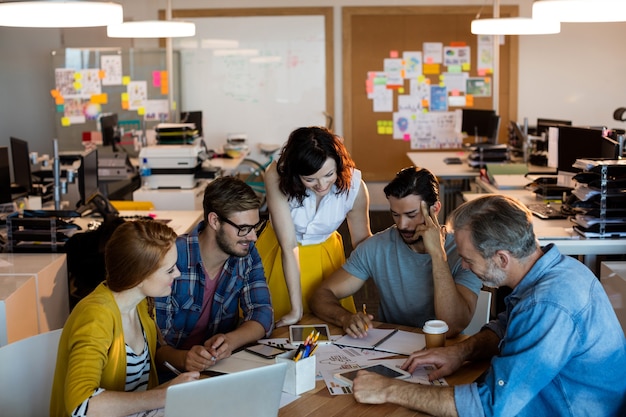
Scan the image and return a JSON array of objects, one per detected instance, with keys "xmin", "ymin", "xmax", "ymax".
[
  {"xmin": 556, "ymin": 126, "xmax": 605, "ymax": 173},
  {"xmin": 536, "ymin": 118, "xmax": 572, "ymax": 136},
  {"xmin": 180, "ymin": 111, "xmax": 203, "ymax": 136},
  {"xmin": 600, "ymin": 135, "xmax": 621, "ymax": 160},
  {"xmin": 60, "ymin": 148, "xmax": 99, "ymax": 208},
  {"xmin": 10, "ymin": 137, "xmax": 32, "ymax": 194},
  {"xmin": 100, "ymin": 113, "xmax": 120, "ymax": 150},
  {"xmin": 78, "ymin": 148, "xmax": 99, "ymax": 207},
  {"xmin": 462, "ymin": 109, "xmax": 499, "ymax": 144},
  {"xmin": 0, "ymin": 147, "xmax": 13, "ymax": 204}
]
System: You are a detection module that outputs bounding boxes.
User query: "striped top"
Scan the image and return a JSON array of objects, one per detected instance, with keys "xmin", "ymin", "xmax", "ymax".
[{"xmin": 71, "ymin": 331, "xmax": 150, "ymax": 416}]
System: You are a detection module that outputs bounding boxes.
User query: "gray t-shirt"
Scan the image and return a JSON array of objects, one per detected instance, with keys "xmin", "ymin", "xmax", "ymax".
[{"xmin": 343, "ymin": 226, "xmax": 482, "ymax": 328}]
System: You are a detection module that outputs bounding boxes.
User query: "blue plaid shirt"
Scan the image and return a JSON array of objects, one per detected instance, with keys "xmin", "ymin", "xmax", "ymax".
[{"xmin": 155, "ymin": 222, "xmax": 274, "ymax": 348}]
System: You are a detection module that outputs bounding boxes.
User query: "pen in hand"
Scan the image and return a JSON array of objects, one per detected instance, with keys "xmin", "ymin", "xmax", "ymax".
[
  {"xmin": 362, "ymin": 303, "xmax": 369, "ymax": 331},
  {"xmin": 164, "ymin": 361, "xmax": 182, "ymax": 376}
]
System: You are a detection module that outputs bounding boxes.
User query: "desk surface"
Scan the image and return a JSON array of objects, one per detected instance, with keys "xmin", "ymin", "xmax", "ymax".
[
  {"xmin": 406, "ymin": 151, "xmax": 555, "ymax": 180},
  {"xmin": 462, "ymin": 189, "xmax": 626, "ymax": 272},
  {"xmin": 275, "ymin": 315, "xmax": 488, "ymax": 417},
  {"xmin": 73, "ymin": 210, "xmax": 202, "ymax": 236}
]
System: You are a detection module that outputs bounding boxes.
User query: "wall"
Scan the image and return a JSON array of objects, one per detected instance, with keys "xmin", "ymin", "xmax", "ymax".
[{"xmin": 1, "ymin": 0, "xmax": 626, "ymax": 159}]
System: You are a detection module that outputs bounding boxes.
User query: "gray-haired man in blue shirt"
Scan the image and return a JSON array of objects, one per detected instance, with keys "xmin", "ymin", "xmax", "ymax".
[{"xmin": 352, "ymin": 194, "xmax": 626, "ymax": 417}]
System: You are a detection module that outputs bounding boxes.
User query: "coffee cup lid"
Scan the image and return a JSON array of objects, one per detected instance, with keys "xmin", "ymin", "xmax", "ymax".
[{"xmin": 423, "ymin": 320, "xmax": 449, "ymax": 334}]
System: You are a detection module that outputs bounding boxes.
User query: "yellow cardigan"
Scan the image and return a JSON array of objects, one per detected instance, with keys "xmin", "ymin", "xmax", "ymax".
[{"xmin": 50, "ymin": 283, "xmax": 159, "ymax": 416}]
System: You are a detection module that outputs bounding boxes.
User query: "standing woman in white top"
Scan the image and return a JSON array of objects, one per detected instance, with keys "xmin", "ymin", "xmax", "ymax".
[{"xmin": 257, "ymin": 126, "xmax": 372, "ymax": 327}]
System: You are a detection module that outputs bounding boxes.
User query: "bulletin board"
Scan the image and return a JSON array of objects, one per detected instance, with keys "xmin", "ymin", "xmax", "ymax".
[
  {"xmin": 51, "ymin": 48, "xmax": 180, "ymax": 153},
  {"xmin": 342, "ymin": 6, "xmax": 519, "ymax": 181},
  {"xmin": 168, "ymin": 8, "xmax": 333, "ymax": 159}
]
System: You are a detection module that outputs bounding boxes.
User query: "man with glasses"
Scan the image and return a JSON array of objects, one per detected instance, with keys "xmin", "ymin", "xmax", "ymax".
[
  {"xmin": 155, "ymin": 176, "xmax": 272, "ymax": 378},
  {"xmin": 311, "ymin": 166, "xmax": 482, "ymax": 337}
]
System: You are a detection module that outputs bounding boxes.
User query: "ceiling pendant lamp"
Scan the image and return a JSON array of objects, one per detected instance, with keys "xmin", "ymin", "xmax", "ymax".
[
  {"xmin": 107, "ymin": 0, "xmax": 195, "ymax": 38},
  {"xmin": 532, "ymin": 0, "xmax": 626, "ymax": 23},
  {"xmin": 0, "ymin": 1, "xmax": 123, "ymax": 28},
  {"xmin": 471, "ymin": 17, "xmax": 561, "ymax": 35},
  {"xmin": 107, "ymin": 20, "xmax": 196, "ymax": 38}
]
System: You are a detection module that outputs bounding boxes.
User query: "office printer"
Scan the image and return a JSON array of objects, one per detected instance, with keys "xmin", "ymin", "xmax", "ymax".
[
  {"xmin": 98, "ymin": 151, "xmax": 135, "ymax": 181},
  {"xmin": 138, "ymin": 144, "xmax": 206, "ymax": 189}
]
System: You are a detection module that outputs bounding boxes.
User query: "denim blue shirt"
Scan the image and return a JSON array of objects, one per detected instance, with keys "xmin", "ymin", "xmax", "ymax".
[
  {"xmin": 155, "ymin": 222, "xmax": 274, "ymax": 348},
  {"xmin": 455, "ymin": 244, "xmax": 626, "ymax": 417}
]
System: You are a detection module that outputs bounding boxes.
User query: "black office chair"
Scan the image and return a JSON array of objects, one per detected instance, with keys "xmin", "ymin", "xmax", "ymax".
[{"xmin": 65, "ymin": 216, "xmax": 125, "ymax": 309}]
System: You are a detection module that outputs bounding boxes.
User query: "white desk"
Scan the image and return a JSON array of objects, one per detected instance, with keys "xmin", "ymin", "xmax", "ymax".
[
  {"xmin": 0, "ymin": 253, "xmax": 68, "ymax": 333},
  {"xmin": 0, "ymin": 275, "xmax": 38, "ymax": 346},
  {"xmin": 462, "ymin": 189, "xmax": 626, "ymax": 274},
  {"xmin": 73, "ymin": 210, "xmax": 203, "ymax": 236},
  {"xmin": 407, "ymin": 150, "xmax": 556, "ymax": 221},
  {"xmin": 133, "ymin": 181, "xmax": 209, "ymax": 211},
  {"xmin": 203, "ymin": 154, "xmax": 248, "ymax": 175},
  {"xmin": 406, "ymin": 151, "xmax": 556, "ymax": 179},
  {"xmin": 407, "ymin": 151, "xmax": 480, "ymax": 181},
  {"xmin": 120, "ymin": 210, "xmax": 202, "ymax": 235}
]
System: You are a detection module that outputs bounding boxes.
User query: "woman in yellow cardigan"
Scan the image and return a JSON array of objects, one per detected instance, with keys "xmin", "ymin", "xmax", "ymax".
[{"xmin": 50, "ymin": 220, "xmax": 198, "ymax": 417}]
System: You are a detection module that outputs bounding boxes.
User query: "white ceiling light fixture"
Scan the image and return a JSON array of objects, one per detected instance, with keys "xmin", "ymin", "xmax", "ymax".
[
  {"xmin": 107, "ymin": 20, "xmax": 196, "ymax": 38},
  {"xmin": 471, "ymin": 17, "xmax": 561, "ymax": 35},
  {"xmin": 533, "ymin": 0, "xmax": 626, "ymax": 23},
  {"xmin": 0, "ymin": 1, "xmax": 123, "ymax": 28}
]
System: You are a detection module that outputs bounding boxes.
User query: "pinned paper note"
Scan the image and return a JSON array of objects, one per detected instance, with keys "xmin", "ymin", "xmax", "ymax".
[{"xmin": 423, "ymin": 64, "xmax": 440, "ymax": 75}]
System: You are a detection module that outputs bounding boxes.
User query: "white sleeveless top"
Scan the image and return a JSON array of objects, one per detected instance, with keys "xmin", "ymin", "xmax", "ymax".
[{"xmin": 288, "ymin": 169, "xmax": 362, "ymax": 245}]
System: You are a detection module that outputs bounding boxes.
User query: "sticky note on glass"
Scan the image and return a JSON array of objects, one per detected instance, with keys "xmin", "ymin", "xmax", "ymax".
[
  {"xmin": 61, "ymin": 117, "xmax": 71, "ymax": 127},
  {"xmin": 122, "ymin": 76, "xmax": 131, "ymax": 85}
]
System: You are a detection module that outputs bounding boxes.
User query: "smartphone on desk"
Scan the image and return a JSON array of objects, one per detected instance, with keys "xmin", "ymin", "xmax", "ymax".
[
  {"xmin": 443, "ymin": 157, "xmax": 462, "ymax": 165},
  {"xmin": 244, "ymin": 344, "xmax": 288, "ymax": 360}
]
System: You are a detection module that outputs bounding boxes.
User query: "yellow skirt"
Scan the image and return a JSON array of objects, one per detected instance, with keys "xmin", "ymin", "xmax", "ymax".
[{"xmin": 256, "ymin": 222, "xmax": 356, "ymax": 321}]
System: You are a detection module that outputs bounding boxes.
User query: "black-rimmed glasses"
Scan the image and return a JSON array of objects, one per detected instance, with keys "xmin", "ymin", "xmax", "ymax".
[{"xmin": 218, "ymin": 215, "xmax": 264, "ymax": 237}]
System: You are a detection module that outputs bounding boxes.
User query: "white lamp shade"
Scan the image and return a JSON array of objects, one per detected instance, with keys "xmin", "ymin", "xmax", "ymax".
[
  {"xmin": 0, "ymin": 1, "xmax": 123, "ymax": 28},
  {"xmin": 107, "ymin": 20, "xmax": 196, "ymax": 38},
  {"xmin": 533, "ymin": 0, "xmax": 626, "ymax": 23},
  {"xmin": 471, "ymin": 17, "xmax": 561, "ymax": 35}
]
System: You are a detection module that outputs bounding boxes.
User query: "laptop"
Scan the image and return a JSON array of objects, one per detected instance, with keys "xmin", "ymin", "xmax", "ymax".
[{"xmin": 163, "ymin": 362, "xmax": 288, "ymax": 417}]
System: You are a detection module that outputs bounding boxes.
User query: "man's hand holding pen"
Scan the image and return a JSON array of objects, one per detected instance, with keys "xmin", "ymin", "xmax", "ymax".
[
  {"xmin": 203, "ymin": 334, "xmax": 231, "ymax": 368},
  {"xmin": 342, "ymin": 303, "xmax": 374, "ymax": 338}
]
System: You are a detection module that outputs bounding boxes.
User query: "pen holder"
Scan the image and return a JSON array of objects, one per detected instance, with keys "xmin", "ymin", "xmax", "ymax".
[{"xmin": 275, "ymin": 350, "xmax": 316, "ymax": 395}]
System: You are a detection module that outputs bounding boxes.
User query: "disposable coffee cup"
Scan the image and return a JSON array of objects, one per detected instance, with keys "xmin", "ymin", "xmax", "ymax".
[{"xmin": 423, "ymin": 320, "xmax": 449, "ymax": 348}]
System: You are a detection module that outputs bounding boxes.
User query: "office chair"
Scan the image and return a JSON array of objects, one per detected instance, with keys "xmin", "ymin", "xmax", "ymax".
[
  {"xmin": 0, "ymin": 329, "xmax": 63, "ymax": 416},
  {"xmin": 462, "ymin": 290, "xmax": 493, "ymax": 335}
]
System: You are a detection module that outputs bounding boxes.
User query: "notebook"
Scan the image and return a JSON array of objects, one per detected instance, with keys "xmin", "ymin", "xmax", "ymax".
[
  {"xmin": 163, "ymin": 362, "xmax": 288, "ymax": 417},
  {"xmin": 334, "ymin": 328, "xmax": 425, "ymax": 355}
]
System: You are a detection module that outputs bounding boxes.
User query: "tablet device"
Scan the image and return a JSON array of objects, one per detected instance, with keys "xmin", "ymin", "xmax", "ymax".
[
  {"xmin": 244, "ymin": 344, "xmax": 288, "ymax": 359},
  {"xmin": 333, "ymin": 363, "xmax": 411, "ymax": 386},
  {"xmin": 289, "ymin": 324, "xmax": 331, "ymax": 345}
]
